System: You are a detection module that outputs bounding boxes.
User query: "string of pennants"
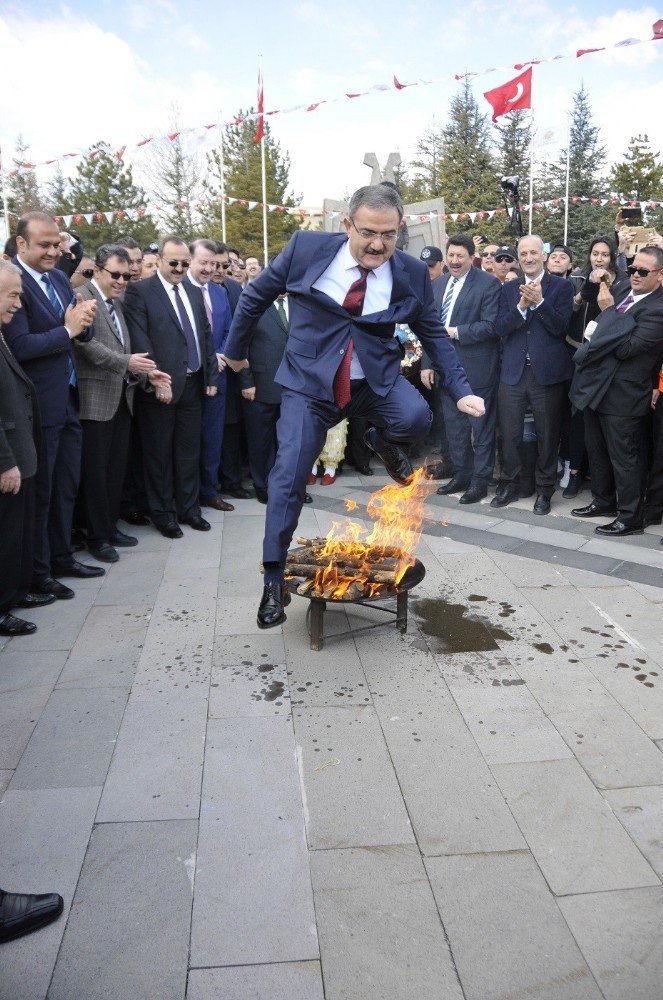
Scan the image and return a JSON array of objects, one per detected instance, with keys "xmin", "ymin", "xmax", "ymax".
[
  {"xmin": 52, "ymin": 194, "xmax": 663, "ymax": 229},
  {"xmin": 6, "ymin": 20, "xmax": 663, "ymax": 179}
]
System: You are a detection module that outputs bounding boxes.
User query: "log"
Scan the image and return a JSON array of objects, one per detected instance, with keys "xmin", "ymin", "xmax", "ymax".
[
  {"xmin": 294, "ymin": 536, "xmax": 406, "ymax": 560},
  {"xmin": 297, "ymin": 579, "xmax": 315, "ymax": 596},
  {"xmin": 286, "ymin": 552, "xmax": 401, "ymax": 572},
  {"xmin": 286, "ymin": 562, "xmax": 398, "ymax": 585}
]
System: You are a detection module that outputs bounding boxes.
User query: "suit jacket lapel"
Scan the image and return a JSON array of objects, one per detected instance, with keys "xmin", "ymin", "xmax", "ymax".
[
  {"xmin": 0, "ymin": 331, "xmax": 32, "ymax": 383},
  {"xmin": 15, "ymin": 261, "xmax": 65, "ymax": 324},
  {"xmin": 451, "ymin": 267, "xmax": 475, "ymax": 319},
  {"xmin": 153, "ymin": 275, "xmax": 186, "ymax": 343},
  {"xmin": 302, "ymin": 235, "xmax": 347, "ymax": 295},
  {"xmin": 88, "ymin": 283, "xmax": 127, "ymax": 350}
]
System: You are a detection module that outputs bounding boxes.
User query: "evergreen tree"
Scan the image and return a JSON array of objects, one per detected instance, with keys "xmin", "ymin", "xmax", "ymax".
[
  {"xmin": 494, "ymin": 109, "xmax": 532, "ymax": 181},
  {"xmin": 437, "ymin": 80, "xmax": 501, "ymax": 217},
  {"xmin": 199, "ymin": 109, "xmax": 300, "ymax": 260},
  {"xmin": 610, "ymin": 134, "xmax": 663, "ymax": 201},
  {"xmin": 6, "ymin": 136, "xmax": 43, "ymax": 230},
  {"xmin": 406, "ymin": 119, "xmax": 445, "ymax": 200},
  {"xmin": 46, "ymin": 166, "xmax": 70, "ymax": 218},
  {"xmin": 147, "ymin": 119, "xmax": 202, "ymax": 242},
  {"xmin": 65, "ymin": 142, "xmax": 159, "ymax": 252}
]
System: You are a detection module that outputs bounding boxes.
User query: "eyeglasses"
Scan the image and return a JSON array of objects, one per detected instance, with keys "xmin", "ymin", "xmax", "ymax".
[
  {"xmin": 495, "ymin": 256, "xmax": 515, "ymax": 263},
  {"xmin": 78, "ymin": 268, "xmax": 94, "ymax": 279},
  {"xmin": 167, "ymin": 259, "xmax": 190, "ymax": 269},
  {"xmin": 214, "ymin": 261, "xmax": 232, "ymax": 270},
  {"xmin": 481, "ymin": 252, "xmax": 496, "ymax": 258},
  {"xmin": 627, "ymin": 265, "xmax": 663, "ymax": 278},
  {"xmin": 350, "ymin": 219, "xmax": 398, "ymax": 242},
  {"xmin": 102, "ymin": 268, "xmax": 132, "ymax": 282}
]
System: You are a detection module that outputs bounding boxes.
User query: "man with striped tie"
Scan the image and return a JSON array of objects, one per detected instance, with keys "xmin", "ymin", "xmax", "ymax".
[
  {"xmin": 570, "ymin": 246, "xmax": 663, "ymax": 536},
  {"xmin": 5, "ymin": 212, "xmax": 104, "ymax": 600}
]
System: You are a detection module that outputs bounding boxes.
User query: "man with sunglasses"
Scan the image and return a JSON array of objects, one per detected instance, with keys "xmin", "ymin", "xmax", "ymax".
[
  {"xmin": 124, "ymin": 237, "xmax": 218, "ymax": 538},
  {"xmin": 73, "ymin": 245, "xmax": 171, "ymax": 561},
  {"xmin": 571, "ymin": 246, "xmax": 663, "ymax": 536},
  {"xmin": 222, "ymin": 184, "xmax": 483, "ymax": 628}
]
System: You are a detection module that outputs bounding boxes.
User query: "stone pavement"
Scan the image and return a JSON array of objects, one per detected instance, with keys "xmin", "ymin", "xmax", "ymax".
[{"xmin": 1, "ymin": 469, "xmax": 663, "ymax": 999}]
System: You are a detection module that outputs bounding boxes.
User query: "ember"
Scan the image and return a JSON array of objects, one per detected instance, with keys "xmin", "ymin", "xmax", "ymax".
[{"xmin": 286, "ymin": 467, "xmax": 435, "ymax": 600}]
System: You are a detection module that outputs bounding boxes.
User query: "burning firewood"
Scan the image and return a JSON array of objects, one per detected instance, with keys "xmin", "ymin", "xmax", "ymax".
[{"xmin": 286, "ymin": 562, "xmax": 399, "ymax": 585}]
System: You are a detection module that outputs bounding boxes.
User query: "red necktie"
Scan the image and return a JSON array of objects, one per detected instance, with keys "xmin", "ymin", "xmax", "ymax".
[
  {"xmin": 615, "ymin": 293, "xmax": 634, "ymax": 314},
  {"xmin": 333, "ymin": 266, "xmax": 369, "ymax": 409}
]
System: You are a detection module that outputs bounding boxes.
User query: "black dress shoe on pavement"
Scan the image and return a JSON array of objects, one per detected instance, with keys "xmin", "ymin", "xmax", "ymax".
[
  {"xmin": 562, "ymin": 472, "xmax": 582, "ymax": 499},
  {"xmin": 425, "ymin": 460, "xmax": 453, "ymax": 480},
  {"xmin": 224, "ymin": 486, "xmax": 253, "ymax": 499},
  {"xmin": 15, "ymin": 592, "xmax": 57, "ymax": 609},
  {"xmin": 257, "ymin": 582, "xmax": 292, "ymax": 629},
  {"xmin": 363, "ymin": 428, "xmax": 413, "ymax": 486},
  {"xmin": 490, "ymin": 485, "xmax": 520, "ymax": 509},
  {"xmin": 51, "ymin": 560, "xmax": 105, "ymax": 579},
  {"xmin": 181, "ymin": 515, "xmax": 211, "ymax": 531},
  {"xmin": 0, "ymin": 888, "xmax": 64, "ymax": 943},
  {"xmin": 88, "ymin": 543, "xmax": 120, "ymax": 563},
  {"xmin": 202, "ymin": 497, "xmax": 235, "ymax": 512},
  {"xmin": 437, "ymin": 476, "xmax": 470, "ymax": 496},
  {"xmin": 32, "ymin": 577, "xmax": 75, "ymax": 600},
  {"xmin": 595, "ymin": 519, "xmax": 643, "ymax": 537},
  {"xmin": 571, "ymin": 503, "xmax": 618, "ymax": 518},
  {"xmin": 122, "ymin": 511, "xmax": 151, "ymax": 526},
  {"xmin": 255, "ymin": 488, "xmax": 268, "ymax": 504},
  {"xmin": 356, "ymin": 465, "xmax": 374, "ymax": 475},
  {"xmin": 71, "ymin": 542, "xmax": 86, "ymax": 553},
  {"xmin": 459, "ymin": 485, "xmax": 488, "ymax": 504},
  {"xmin": 110, "ymin": 529, "xmax": 138, "ymax": 547},
  {"xmin": 0, "ymin": 613, "xmax": 37, "ymax": 637},
  {"xmin": 156, "ymin": 521, "xmax": 183, "ymax": 539},
  {"xmin": 303, "ymin": 492, "xmax": 313, "ymax": 504},
  {"xmin": 533, "ymin": 494, "xmax": 551, "ymax": 515}
]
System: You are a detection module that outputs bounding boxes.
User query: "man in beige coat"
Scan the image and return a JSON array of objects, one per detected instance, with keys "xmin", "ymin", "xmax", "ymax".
[{"xmin": 73, "ymin": 244, "xmax": 170, "ymax": 562}]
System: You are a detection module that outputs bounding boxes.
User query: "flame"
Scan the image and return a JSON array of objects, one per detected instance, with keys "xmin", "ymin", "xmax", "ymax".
[
  {"xmin": 314, "ymin": 467, "xmax": 436, "ymax": 599},
  {"xmin": 344, "ymin": 498, "xmax": 359, "ymax": 511}
]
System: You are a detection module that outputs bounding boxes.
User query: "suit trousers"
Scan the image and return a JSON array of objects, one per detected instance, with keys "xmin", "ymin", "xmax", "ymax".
[
  {"xmin": 263, "ymin": 376, "xmax": 431, "ymax": 565},
  {"xmin": 33, "ymin": 389, "xmax": 81, "ymax": 581},
  {"xmin": 584, "ymin": 408, "xmax": 648, "ymax": 525},
  {"xmin": 80, "ymin": 397, "xmax": 131, "ymax": 545},
  {"xmin": 0, "ymin": 476, "xmax": 36, "ymax": 612},
  {"xmin": 498, "ymin": 368, "xmax": 566, "ymax": 497},
  {"xmin": 138, "ymin": 374, "xmax": 203, "ymax": 524},
  {"xmin": 644, "ymin": 403, "xmax": 663, "ymax": 520},
  {"xmin": 242, "ymin": 398, "xmax": 279, "ymax": 492},
  {"xmin": 200, "ymin": 373, "xmax": 227, "ymax": 500},
  {"xmin": 121, "ymin": 399, "xmax": 148, "ymax": 517},
  {"xmin": 441, "ymin": 382, "xmax": 497, "ymax": 486}
]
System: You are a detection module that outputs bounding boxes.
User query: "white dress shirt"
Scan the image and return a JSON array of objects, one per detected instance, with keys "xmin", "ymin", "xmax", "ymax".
[
  {"xmin": 91, "ymin": 278, "xmax": 124, "ymax": 346},
  {"xmin": 313, "ymin": 241, "xmax": 392, "ymax": 378},
  {"xmin": 158, "ymin": 271, "xmax": 201, "ymax": 366},
  {"xmin": 517, "ymin": 270, "xmax": 546, "ymax": 319},
  {"xmin": 187, "ymin": 274, "xmax": 213, "ymax": 322},
  {"xmin": 442, "ymin": 270, "xmax": 469, "ymax": 338}
]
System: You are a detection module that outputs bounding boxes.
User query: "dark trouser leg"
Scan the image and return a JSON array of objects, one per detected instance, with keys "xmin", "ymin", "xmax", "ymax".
[
  {"xmin": 583, "ymin": 408, "xmax": 617, "ymax": 509},
  {"xmin": 121, "ymin": 396, "xmax": 148, "ymax": 517},
  {"xmin": 33, "ymin": 424, "xmax": 61, "ymax": 582},
  {"xmin": 243, "ymin": 398, "xmax": 280, "ymax": 492},
  {"xmin": 81, "ymin": 401, "xmax": 131, "ymax": 545},
  {"xmin": 599, "ymin": 412, "xmax": 648, "ymax": 525},
  {"xmin": 350, "ymin": 374, "xmax": 432, "ymax": 443},
  {"xmin": 0, "ymin": 478, "xmax": 34, "ymax": 611},
  {"xmin": 200, "ymin": 374, "xmax": 227, "ymax": 501},
  {"xmin": 219, "ymin": 422, "xmax": 243, "ymax": 491},
  {"xmin": 48, "ymin": 394, "xmax": 82, "ymax": 568},
  {"xmin": 497, "ymin": 378, "xmax": 527, "ymax": 487},
  {"xmin": 527, "ymin": 372, "xmax": 566, "ymax": 497},
  {"xmin": 174, "ymin": 375, "xmax": 203, "ymax": 520},
  {"xmin": 645, "ymin": 402, "xmax": 663, "ymax": 519},
  {"xmin": 440, "ymin": 390, "xmax": 473, "ymax": 480},
  {"xmin": 138, "ymin": 390, "xmax": 177, "ymax": 524},
  {"xmin": 568, "ymin": 407, "xmax": 586, "ymax": 471},
  {"xmin": 345, "ymin": 416, "xmax": 373, "ymax": 470}
]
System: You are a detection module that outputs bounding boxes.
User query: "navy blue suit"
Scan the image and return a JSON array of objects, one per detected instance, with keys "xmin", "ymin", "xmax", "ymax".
[
  {"xmin": 495, "ymin": 272, "xmax": 574, "ymax": 496},
  {"xmin": 4, "ymin": 260, "xmax": 92, "ymax": 579},
  {"xmin": 427, "ymin": 267, "xmax": 501, "ymax": 486},
  {"xmin": 225, "ymin": 231, "xmax": 473, "ymax": 565}
]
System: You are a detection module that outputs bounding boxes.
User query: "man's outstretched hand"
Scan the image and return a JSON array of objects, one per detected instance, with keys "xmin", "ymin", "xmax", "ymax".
[
  {"xmin": 220, "ymin": 354, "xmax": 249, "ymax": 372},
  {"xmin": 457, "ymin": 394, "xmax": 485, "ymax": 417}
]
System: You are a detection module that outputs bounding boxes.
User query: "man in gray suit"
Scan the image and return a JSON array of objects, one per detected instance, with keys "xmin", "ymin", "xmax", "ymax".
[
  {"xmin": 421, "ymin": 234, "xmax": 501, "ymax": 503},
  {"xmin": 74, "ymin": 245, "xmax": 171, "ymax": 562}
]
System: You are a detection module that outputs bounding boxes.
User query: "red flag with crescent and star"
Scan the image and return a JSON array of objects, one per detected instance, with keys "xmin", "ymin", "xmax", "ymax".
[
  {"xmin": 255, "ymin": 65, "xmax": 264, "ymax": 143},
  {"xmin": 483, "ymin": 67, "xmax": 532, "ymax": 121}
]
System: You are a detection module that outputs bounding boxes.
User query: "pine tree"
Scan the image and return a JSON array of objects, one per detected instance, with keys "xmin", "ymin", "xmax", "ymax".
[
  {"xmin": 147, "ymin": 119, "xmax": 202, "ymax": 241},
  {"xmin": 494, "ymin": 109, "xmax": 532, "ymax": 182},
  {"xmin": 6, "ymin": 136, "xmax": 43, "ymax": 229},
  {"xmin": 610, "ymin": 134, "xmax": 663, "ymax": 201},
  {"xmin": 406, "ymin": 119, "xmax": 445, "ymax": 199},
  {"xmin": 437, "ymin": 80, "xmax": 501, "ymax": 216},
  {"xmin": 46, "ymin": 166, "xmax": 70, "ymax": 218},
  {"xmin": 65, "ymin": 142, "xmax": 159, "ymax": 252},
  {"xmin": 199, "ymin": 109, "xmax": 300, "ymax": 259}
]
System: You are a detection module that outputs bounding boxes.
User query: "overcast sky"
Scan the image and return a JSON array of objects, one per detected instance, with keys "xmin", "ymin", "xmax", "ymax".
[{"xmin": 1, "ymin": 1, "xmax": 661, "ymax": 211}]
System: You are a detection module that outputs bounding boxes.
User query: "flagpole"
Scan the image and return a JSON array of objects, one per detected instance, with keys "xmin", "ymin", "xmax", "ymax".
[
  {"xmin": 0, "ymin": 140, "xmax": 10, "ymax": 245},
  {"xmin": 528, "ymin": 108, "xmax": 534, "ymax": 235},
  {"xmin": 563, "ymin": 114, "xmax": 571, "ymax": 245},
  {"xmin": 218, "ymin": 119, "xmax": 227, "ymax": 244},
  {"xmin": 259, "ymin": 56, "xmax": 268, "ymax": 265}
]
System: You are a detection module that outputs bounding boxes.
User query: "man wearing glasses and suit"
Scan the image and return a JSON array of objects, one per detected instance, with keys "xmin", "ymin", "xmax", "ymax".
[{"xmin": 222, "ymin": 184, "xmax": 484, "ymax": 628}]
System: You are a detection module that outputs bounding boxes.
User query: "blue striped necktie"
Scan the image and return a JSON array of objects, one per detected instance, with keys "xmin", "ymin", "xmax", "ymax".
[
  {"xmin": 440, "ymin": 277, "xmax": 457, "ymax": 327},
  {"xmin": 42, "ymin": 274, "xmax": 76, "ymax": 387}
]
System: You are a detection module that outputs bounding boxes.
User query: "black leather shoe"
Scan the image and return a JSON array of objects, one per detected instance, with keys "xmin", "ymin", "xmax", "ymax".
[
  {"xmin": 110, "ymin": 529, "xmax": 138, "ymax": 547},
  {"xmin": 459, "ymin": 485, "xmax": 487, "ymax": 504},
  {"xmin": 363, "ymin": 428, "xmax": 413, "ymax": 486},
  {"xmin": 571, "ymin": 502, "xmax": 617, "ymax": 518},
  {"xmin": 257, "ymin": 582, "xmax": 291, "ymax": 629},
  {"xmin": 122, "ymin": 511, "xmax": 150, "ymax": 526},
  {"xmin": 303, "ymin": 492, "xmax": 313, "ymax": 504},
  {"xmin": 224, "ymin": 486, "xmax": 253, "ymax": 499},
  {"xmin": 437, "ymin": 476, "xmax": 470, "ymax": 496},
  {"xmin": 562, "ymin": 472, "xmax": 582, "ymax": 499},
  {"xmin": 0, "ymin": 613, "xmax": 37, "ymax": 637},
  {"xmin": 88, "ymin": 543, "xmax": 119, "ymax": 563},
  {"xmin": 0, "ymin": 888, "xmax": 64, "ymax": 943},
  {"xmin": 156, "ymin": 521, "xmax": 183, "ymax": 539},
  {"xmin": 181, "ymin": 515, "xmax": 211, "ymax": 531},
  {"xmin": 255, "ymin": 488, "xmax": 268, "ymax": 504},
  {"xmin": 490, "ymin": 485, "xmax": 520, "ymax": 509},
  {"xmin": 533, "ymin": 494, "xmax": 551, "ymax": 515},
  {"xmin": 356, "ymin": 465, "xmax": 374, "ymax": 476},
  {"xmin": 425, "ymin": 459, "xmax": 453, "ymax": 480},
  {"xmin": 32, "ymin": 577, "xmax": 75, "ymax": 600},
  {"xmin": 595, "ymin": 519, "xmax": 643, "ymax": 537},
  {"xmin": 15, "ymin": 592, "xmax": 57, "ymax": 609},
  {"xmin": 51, "ymin": 560, "xmax": 105, "ymax": 579}
]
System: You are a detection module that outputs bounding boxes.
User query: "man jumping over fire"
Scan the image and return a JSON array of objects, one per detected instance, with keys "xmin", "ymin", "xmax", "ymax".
[{"xmin": 222, "ymin": 184, "xmax": 483, "ymax": 628}]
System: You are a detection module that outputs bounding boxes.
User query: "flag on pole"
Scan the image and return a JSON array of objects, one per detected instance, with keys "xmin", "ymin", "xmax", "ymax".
[
  {"xmin": 483, "ymin": 67, "xmax": 532, "ymax": 122},
  {"xmin": 255, "ymin": 65, "xmax": 264, "ymax": 143}
]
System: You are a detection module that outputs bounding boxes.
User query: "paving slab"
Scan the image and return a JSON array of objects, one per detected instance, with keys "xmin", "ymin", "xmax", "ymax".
[
  {"xmin": 492, "ymin": 758, "xmax": 660, "ymax": 894},
  {"xmin": 213, "ymin": 630, "xmax": 286, "ymax": 665},
  {"xmin": 558, "ymin": 887, "xmax": 663, "ymax": 1000},
  {"xmin": 490, "ymin": 518, "xmax": 587, "ymax": 549},
  {"xmin": 11, "ymin": 687, "xmax": 128, "ymax": 789},
  {"xmin": 490, "ymin": 549, "xmax": 572, "ymax": 587},
  {"xmin": 209, "ymin": 660, "xmax": 290, "ymax": 718},
  {"xmin": 47, "ymin": 819, "xmax": 196, "ymax": 1000},
  {"xmin": 56, "ymin": 603, "xmax": 151, "ymax": 689},
  {"xmin": 186, "ymin": 963, "xmax": 325, "ymax": 1000},
  {"xmin": 0, "ymin": 650, "xmax": 69, "ymax": 769},
  {"xmin": 0, "ymin": 786, "xmax": 101, "ymax": 1000},
  {"xmin": 426, "ymin": 851, "xmax": 602, "ymax": 1000},
  {"xmin": 284, "ymin": 618, "xmax": 371, "ymax": 709},
  {"xmin": 216, "ymin": 514, "xmax": 268, "ymax": 635},
  {"xmin": 190, "ymin": 717, "xmax": 317, "ymax": 967},
  {"xmin": 0, "ymin": 769, "xmax": 12, "ymax": 796},
  {"xmin": 603, "ymin": 785, "xmax": 663, "ymax": 878},
  {"xmin": 580, "ymin": 650, "xmax": 663, "ymax": 740},
  {"xmin": 94, "ymin": 547, "xmax": 169, "ymax": 605},
  {"xmin": 6, "ymin": 588, "xmax": 97, "ymax": 652},
  {"xmin": 311, "ymin": 845, "xmax": 464, "ymax": 1000}
]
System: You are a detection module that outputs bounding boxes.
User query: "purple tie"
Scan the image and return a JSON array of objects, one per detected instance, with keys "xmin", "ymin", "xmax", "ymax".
[
  {"xmin": 615, "ymin": 293, "xmax": 634, "ymax": 314},
  {"xmin": 173, "ymin": 285, "xmax": 200, "ymax": 372},
  {"xmin": 202, "ymin": 285, "xmax": 213, "ymax": 327}
]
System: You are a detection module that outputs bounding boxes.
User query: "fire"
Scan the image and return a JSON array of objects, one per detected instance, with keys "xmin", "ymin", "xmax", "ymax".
[{"xmin": 313, "ymin": 467, "xmax": 435, "ymax": 599}]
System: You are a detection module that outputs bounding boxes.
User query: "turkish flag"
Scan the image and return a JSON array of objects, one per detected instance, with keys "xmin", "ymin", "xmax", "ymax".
[
  {"xmin": 483, "ymin": 67, "xmax": 532, "ymax": 122},
  {"xmin": 255, "ymin": 66, "xmax": 264, "ymax": 143}
]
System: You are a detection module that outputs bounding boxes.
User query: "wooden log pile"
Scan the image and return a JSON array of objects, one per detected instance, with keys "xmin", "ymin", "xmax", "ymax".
[{"xmin": 284, "ymin": 537, "xmax": 411, "ymax": 600}]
